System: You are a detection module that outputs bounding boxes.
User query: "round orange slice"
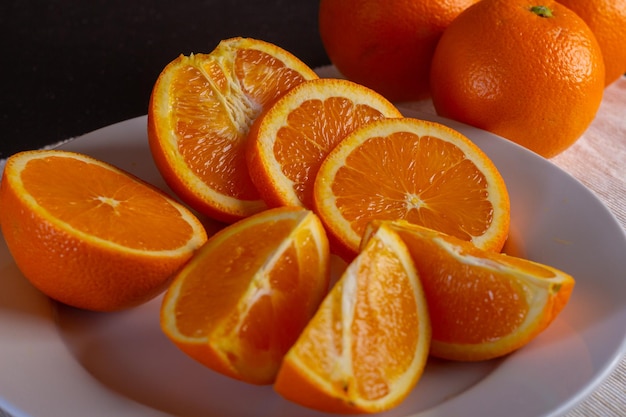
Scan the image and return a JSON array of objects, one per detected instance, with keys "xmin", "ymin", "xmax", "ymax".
[
  {"xmin": 148, "ymin": 37, "xmax": 319, "ymax": 223},
  {"xmin": 313, "ymin": 117, "xmax": 510, "ymax": 259},
  {"xmin": 0, "ymin": 150, "xmax": 208, "ymax": 312},
  {"xmin": 246, "ymin": 78, "xmax": 402, "ymax": 209},
  {"xmin": 274, "ymin": 223, "xmax": 431, "ymax": 413},
  {"xmin": 362, "ymin": 220, "xmax": 575, "ymax": 361},
  {"xmin": 160, "ymin": 206, "xmax": 330, "ymax": 385}
]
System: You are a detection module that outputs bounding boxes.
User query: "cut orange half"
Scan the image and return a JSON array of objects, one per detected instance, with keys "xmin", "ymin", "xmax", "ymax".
[
  {"xmin": 160, "ymin": 207, "xmax": 330, "ymax": 385},
  {"xmin": 362, "ymin": 220, "xmax": 575, "ymax": 361},
  {"xmin": 148, "ymin": 37, "xmax": 319, "ymax": 223},
  {"xmin": 274, "ymin": 223, "xmax": 431, "ymax": 413},
  {"xmin": 0, "ymin": 150, "xmax": 208, "ymax": 312},
  {"xmin": 246, "ymin": 77, "xmax": 402, "ymax": 209},
  {"xmin": 313, "ymin": 117, "xmax": 510, "ymax": 259}
]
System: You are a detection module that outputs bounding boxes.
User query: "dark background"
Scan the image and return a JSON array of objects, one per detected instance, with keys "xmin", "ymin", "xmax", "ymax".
[{"xmin": 0, "ymin": 0, "xmax": 331, "ymax": 160}]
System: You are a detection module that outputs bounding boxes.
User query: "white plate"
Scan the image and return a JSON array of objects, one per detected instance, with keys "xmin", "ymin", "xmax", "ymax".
[{"xmin": 1, "ymin": 114, "xmax": 625, "ymax": 417}]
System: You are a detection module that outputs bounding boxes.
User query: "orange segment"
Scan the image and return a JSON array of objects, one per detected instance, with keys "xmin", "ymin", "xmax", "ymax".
[
  {"xmin": 0, "ymin": 150, "xmax": 208, "ymax": 312},
  {"xmin": 148, "ymin": 37, "xmax": 319, "ymax": 223},
  {"xmin": 274, "ymin": 223, "xmax": 430, "ymax": 414},
  {"xmin": 160, "ymin": 207, "xmax": 330, "ymax": 385},
  {"xmin": 363, "ymin": 220, "xmax": 575, "ymax": 361},
  {"xmin": 313, "ymin": 117, "xmax": 510, "ymax": 260},
  {"xmin": 246, "ymin": 78, "xmax": 402, "ymax": 208}
]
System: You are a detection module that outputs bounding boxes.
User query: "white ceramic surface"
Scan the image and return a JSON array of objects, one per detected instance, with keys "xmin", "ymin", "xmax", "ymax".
[{"xmin": 1, "ymin": 113, "xmax": 625, "ymax": 417}]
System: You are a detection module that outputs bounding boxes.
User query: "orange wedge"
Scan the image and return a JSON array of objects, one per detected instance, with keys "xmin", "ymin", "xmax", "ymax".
[
  {"xmin": 0, "ymin": 150, "xmax": 208, "ymax": 311},
  {"xmin": 148, "ymin": 37, "xmax": 319, "ymax": 223},
  {"xmin": 274, "ymin": 223, "xmax": 430, "ymax": 413},
  {"xmin": 246, "ymin": 77, "xmax": 402, "ymax": 208},
  {"xmin": 313, "ymin": 117, "xmax": 510, "ymax": 259},
  {"xmin": 362, "ymin": 220, "xmax": 575, "ymax": 361},
  {"xmin": 160, "ymin": 207, "xmax": 330, "ymax": 385}
]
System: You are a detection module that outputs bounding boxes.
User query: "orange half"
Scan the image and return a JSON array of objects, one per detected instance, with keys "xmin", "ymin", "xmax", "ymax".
[
  {"xmin": 148, "ymin": 37, "xmax": 318, "ymax": 222},
  {"xmin": 313, "ymin": 117, "xmax": 510, "ymax": 259},
  {"xmin": 0, "ymin": 150, "xmax": 208, "ymax": 311}
]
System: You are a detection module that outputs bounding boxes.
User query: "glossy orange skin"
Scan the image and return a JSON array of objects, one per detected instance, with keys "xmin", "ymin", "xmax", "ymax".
[
  {"xmin": 558, "ymin": 0, "xmax": 626, "ymax": 86},
  {"xmin": 319, "ymin": 0, "xmax": 479, "ymax": 101},
  {"xmin": 430, "ymin": 0, "xmax": 606, "ymax": 158}
]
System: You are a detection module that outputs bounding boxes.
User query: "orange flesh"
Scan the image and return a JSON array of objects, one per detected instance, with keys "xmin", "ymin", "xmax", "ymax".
[
  {"xmin": 423, "ymin": 257, "xmax": 529, "ymax": 344},
  {"xmin": 275, "ymin": 97, "xmax": 389, "ymax": 207},
  {"xmin": 291, "ymin": 236, "xmax": 419, "ymax": 400},
  {"xmin": 332, "ymin": 132, "xmax": 494, "ymax": 241},
  {"xmin": 236, "ymin": 49, "xmax": 311, "ymax": 104},
  {"xmin": 170, "ymin": 49, "xmax": 311, "ymax": 200},
  {"xmin": 21, "ymin": 156, "xmax": 193, "ymax": 251},
  {"xmin": 351, "ymin": 239, "xmax": 419, "ymax": 399},
  {"xmin": 396, "ymin": 230, "xmax": 538, "ymax": 344},
  {"xmin": 173, "ymin": 218, "xmax": 298, "ymax": 338}
]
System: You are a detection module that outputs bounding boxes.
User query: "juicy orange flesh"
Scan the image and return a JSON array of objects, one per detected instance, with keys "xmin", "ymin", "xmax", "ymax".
[
  {"xmin": 274, "ymin": 97, "xmax": 389, "ymax": 207},
  {"xmin": 21, "ymin": 156, "xmax": 194, "ymax": 251},
  {"xmin": 171, "ymin": 63, "xmax": 253, "ymax": 199},
  {"xmin": 352, "ymin": 238, "xmax": 420, "ymax": 400},
  {"xmin": 235, "ymin": 231, "xmax": 325, "ymax": 357},
  {"xmin": 173, "ymin": 218, "xmax": 299, "ymax": 338},
  {"xmin": 236, "ymin": 49, "xmax": 310, "ymax": 106},
  {"xmin": 398, "ymin": 230, "xmax": 535, "ymax": 344},
  {"xmin": 332, "ymin": 132, "xmax": 494, "ymax": 241},
  {"xmin": 170, "ymin": 49, "xmax": 310, "ymax": 200},
  {"xmin": 291, "ymin": 236, "xmax": 419, "ymax": 401}
]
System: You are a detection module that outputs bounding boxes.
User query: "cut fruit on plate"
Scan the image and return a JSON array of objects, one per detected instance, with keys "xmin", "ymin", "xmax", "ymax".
[
  {"xmin": 148, "ymin": 37, "xmax": 319, "ymax": 223},
  {"xmin": 0, "ymin": 150, "xmax": 208, "ymax": 312},
  {"xmin": 275, "ymin": 222, "xmax": 431, "ymax": 414},
  {"xmin": 160, "ymin": 206, "xmax": 330, "ymax": 385},
  {"xmin": 362, "ymin": 220, "xmax": 575, "ymax": 361},
  {"xmin": 313, "ymin": 117, "xmax": 511, "ymax": 260},
  {"xmin": 246, "ymin": 77, "xmax": 402, "ymax": 209}
]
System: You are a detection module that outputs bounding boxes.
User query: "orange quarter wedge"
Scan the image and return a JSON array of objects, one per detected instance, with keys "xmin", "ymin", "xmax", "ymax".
[
  {"xmin": 160, "ymin": 207, "xmax": 330, "ymax": 385},
  {"xmin": 362, "ymin": 220, "xmax": 575, "ymax": 361},
  {"xmin": 274, "ymin": 223, "xmax": 431, "ymax": 413}
]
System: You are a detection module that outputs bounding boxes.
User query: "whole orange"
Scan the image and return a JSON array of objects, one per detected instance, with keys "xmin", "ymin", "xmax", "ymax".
[
  {"xmin": 430, "ymin": 0, "xmax": 606, "ymax": 158},
  {"xmin": 557, "ymin": 0, "xmax": 626, "ymax": 86},
  {"xmin": 318, "ymin": 0, "xmax": 479, "ymax": 101}
]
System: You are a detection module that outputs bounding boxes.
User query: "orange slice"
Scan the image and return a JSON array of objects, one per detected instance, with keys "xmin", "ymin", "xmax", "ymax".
[
  {"xmin": 274, "ymin": 223, "xmax": 430, "ymax": 413},
  {"xmin": 160, "ymin": 206, "xmax": 330, "ymax": 385},
  {"xmin": 313, "ymin": 117, "xmax": 510, "ymax": 259},
  {"xmin": 246, "ymin": 78, "xmax": 402, "ymax": 208},
  {"xmin": 148, "ymin": 37, "xmax": 319, "ymax": 223},
  {"xmin": 363, "ymin": 220, "xmax": 575, "ymax": 361},
  {"xmin": 0, "ymin": 150, "xmax": 208, "ymax": 312}
]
